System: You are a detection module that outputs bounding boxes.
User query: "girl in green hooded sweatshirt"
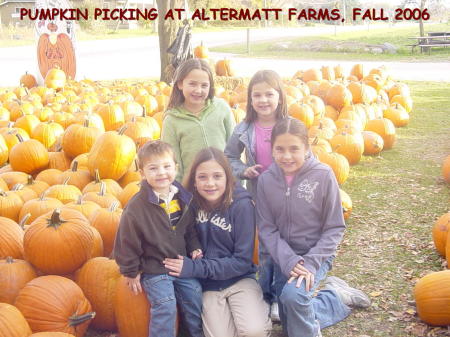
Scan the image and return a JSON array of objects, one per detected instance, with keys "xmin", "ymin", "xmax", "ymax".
[{"xmin": 161, "ymin": 59, "xmax": 236, "ymax": 182}]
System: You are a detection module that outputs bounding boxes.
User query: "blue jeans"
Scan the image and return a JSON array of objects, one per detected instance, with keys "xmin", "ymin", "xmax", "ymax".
[
  {"xmin": 141, "ymin": 273, "xmax": 204, "ymax": 337},
  {"xmin": 258, "ymin": 248, "xmax": 277, "ymax": 304},
  {"xmin": 274, "ymin": 256, "xmax": 351, "ymax": 337}
]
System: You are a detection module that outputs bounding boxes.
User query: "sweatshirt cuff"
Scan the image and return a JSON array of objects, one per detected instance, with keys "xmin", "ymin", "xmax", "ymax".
[
  {"xmin": 180, "ymin": 257, "xmax": 195, "ymax": 278},
  {"xmin": 283, "ymin": 256, "xmax": 304, "ymax": 278}
]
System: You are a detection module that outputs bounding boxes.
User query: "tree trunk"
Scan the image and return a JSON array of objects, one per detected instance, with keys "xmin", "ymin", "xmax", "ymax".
[
  {"xmin": 419, "ymin": 0, "xmax": 427, "ymax": 37},
  {"xmin": 156, "ymin": 0, "xmax": 184, "ymax": 83}
]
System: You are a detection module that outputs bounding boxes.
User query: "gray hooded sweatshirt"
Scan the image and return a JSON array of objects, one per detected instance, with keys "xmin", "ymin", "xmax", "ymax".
[{"xmin": 256, "ymin": 155, "xmax": 345, "ymax": 277}]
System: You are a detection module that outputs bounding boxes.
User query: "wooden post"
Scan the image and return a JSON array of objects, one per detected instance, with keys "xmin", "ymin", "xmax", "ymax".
[{"xmin": 247, "ymin": 28, "xmax": 250, "ymax": 54}]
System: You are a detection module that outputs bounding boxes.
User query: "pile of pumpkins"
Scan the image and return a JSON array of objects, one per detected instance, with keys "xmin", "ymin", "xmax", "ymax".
[{"xmin": 0, "ymin": 61, "xmax": 414, "ymax": 336}]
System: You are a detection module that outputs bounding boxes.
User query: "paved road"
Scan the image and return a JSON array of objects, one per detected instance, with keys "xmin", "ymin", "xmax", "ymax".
[{"xmin": 1, "ymin": 23, "xmax": 449, "ymax": 87}]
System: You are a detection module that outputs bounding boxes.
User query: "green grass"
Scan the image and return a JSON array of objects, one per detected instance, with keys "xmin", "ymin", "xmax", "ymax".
[{"xmin": 212, "ymin": 23, "xmax": 450, "ymax": 61}]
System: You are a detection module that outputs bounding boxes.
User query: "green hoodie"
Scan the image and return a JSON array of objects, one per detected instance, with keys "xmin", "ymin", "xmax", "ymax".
[{"xmin": 161, "ymin": 97, "xmax": 236, "ymax": 182}]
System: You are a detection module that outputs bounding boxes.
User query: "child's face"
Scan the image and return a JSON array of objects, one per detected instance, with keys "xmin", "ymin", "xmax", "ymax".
[
  {"xmin": 139, "ymin": 152, "xmax": 177, "ymax": 195},
  {"xmin": 194, "ymin": 159, "xmax": 226, "ymax": 208},
  {"xmin": 177, "ymin": 69, "xmax": 210, "ymax": 110},
  {"xmin": 251, "ymin": 81, "xmax": 280, "ymax": 121},
  {"xmin": 272, "ymin": 133, "xmax": 308, "ymax": 176}
]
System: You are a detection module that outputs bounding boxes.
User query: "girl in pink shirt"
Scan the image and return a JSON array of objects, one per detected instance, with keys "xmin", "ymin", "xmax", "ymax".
[{"xmin": 224, "ymin": 69, "xmax": 288, "ymax": 322}]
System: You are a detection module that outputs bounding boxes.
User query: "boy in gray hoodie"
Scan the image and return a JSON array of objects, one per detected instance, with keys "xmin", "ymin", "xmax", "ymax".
[{"xmin": 256, "ymin": 118, "xmax": 370, "ymax": 337}]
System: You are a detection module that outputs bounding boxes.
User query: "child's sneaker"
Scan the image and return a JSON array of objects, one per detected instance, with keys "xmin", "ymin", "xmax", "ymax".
[
  {"xmin": 323, "ymin": 276, "xmax": 371, "ymax": 308},
  {"xmin": 270, "ymin": 302, "xmax": 280, "ymax": 322}
]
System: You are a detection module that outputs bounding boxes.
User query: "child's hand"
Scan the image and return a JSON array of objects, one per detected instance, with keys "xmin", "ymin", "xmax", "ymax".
[
  {"xmin": 288, "ymin": 261, "xmax": 315, "ymax": 291},
  {"xmin": 125, "ymin": 274, "xmax": 142, "ymax": 295},
  {"xmin": 163, "ymin": 255, "xmax": 184, "ymax": 277},
  {"xmin": 243, "ymin": 165, "xmax": 263, "ymax": 179},
  {"xmin": 191, "ymin": 249, "xmax": 203, "ymax": 259}
]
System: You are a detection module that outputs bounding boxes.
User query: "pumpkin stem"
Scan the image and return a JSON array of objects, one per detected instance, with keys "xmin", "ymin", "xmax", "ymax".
[
  {"xmin": 47, "ymin": 208, "xmax": 66, "ymax": 228},
  {"xmin": 98, "ymin": 182, "xmax": 106, "ymax": 196},
  {"xmin": 15, "ymin": 133, "xmax": 25, "ymax": 143},
  {"xmin": 72, "ymin": 161, "xmax": 78, "ymax": 172},
  {"xmin": 12, "ymin": 183, "xmax": 24, "ymax": 191},
  {"xmin": 109, "ymin": 200, "xmax": 120, "ymax": 212},
  {"xmin": 62, "ymin": 177, "xmax": 70, "ymax": 185},
  {"xmin": 19, "ymin": 213, "xmax": 31, "ymax": 228},
  {"xmin": 68, "ymin": 312, "xmax": 96, "ymax": 326},
  {"xmin": 76, "ymin": 195, "xmax": 83, "ymax": 204},
  {"xmin": 117, "ymin": 125, "xmax": 127, "ymax": 135},
  {"xmin": 95, "ymin": 169, "xmax": 101, "ymax": 184}
]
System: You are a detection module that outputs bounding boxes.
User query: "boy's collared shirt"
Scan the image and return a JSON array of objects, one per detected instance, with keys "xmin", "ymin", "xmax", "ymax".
[{"xmin": 154, "ymin": 184, "xmax": 182, "ymax": 230}]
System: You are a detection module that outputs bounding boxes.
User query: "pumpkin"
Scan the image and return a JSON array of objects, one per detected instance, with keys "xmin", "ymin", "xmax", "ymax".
[
  {"xmin": 35, "ymin": 168, "xmax": 63, "ymax": 186},
  {"xmin": 24, "ymin": 208, "xmax": 94, "ymax": 274},
  {"xmin": 365, "ymin": 118, "xmax": 396, "ymax": 150},
  {"xmin": 336, "ymin": 189, "xmax": 351, "ymax": 220},
  {"xmin": 0, "ymin": 217, "xmax": 24, "ymax": 259},
  {"xmin": 48, "ymin": 151, "xmax": 72, "ymax": 171},
  {"xmin": 329, "ymin": 131, "xmax": 364, "ymax": 166},
  {"xmin": 31, "ymin": 121, "xmax": 65, "ymax": 150},
  {"xmin": 24, "ymin": 175, "xmax": 50, "ymax": 197},
  {"xmin": 82, "ymin": 169, "xmax": 123, "ymax": 198},
  {"xmin": 44, "ymin": 181, "xmax": 82, "ymax": 204},
  {"xmin": 81, "ymin": 182, "xmax": 120, "ymax": 209},
  {"xmin": 60, "ymin": 161, "xmax": 92, "ymax": 191},
  {"xmin": 20, "ymin": 72, "xmax": 37, "ymax": 89},
  {"xmin": 390, "ymin": 94, "xmax": 413, "ymax": 113},
  {"xmin": 350, "ymin": 63, "xmax": 365, "ymax": 80},
  {"xmin": 302, "ymin": 95, "xmax": 325, "ymax": 120},
  {"xmin": 95, "ymin": 102, "xmax": 125, "ymax": 131},
  {"xmin": 115, "ymin": 276, "xmax": 151, "ymax": 337},
  {"xmin": 14, "ymin": 275, "xmax": 95, "ymax": 336},
  {"xmin": 0, "ymin": 190, "xmax": 24, "ymax": 222},
  {"xmin": 119, "ymin": 181, "xmax": 141, "ymax": 208},
  {"xmin": 215, "ymin": 59, "xmax": 235, "ymax": 77},
  {"xmin": 14, "ymin": 114, "xmax": 41, "ymax": 135},
  {"xmin": 11, "ymin": 184, "xmax": 38, "ymax": 203},
  {"xmin": 299, "ymin": 68, "xmax": 322, "ymax": 83},
  {"xmin": 288, "ymin": 103, "xmax": 314, "ymax": 128},
  {"xmin": 87, "ymin": 128, "xmax": 136, "ymax": 181},
  {"xmin": 443, "ymin": 155, "xmax": 450, "ymax": 184},
  {"xmin": 0, "ymin": 303, "xmax": 32, "ymax": 337},
  {"xmin": 414, "ymin": 270, "xmax": 450, "ymax": 326},
  {"xmin": 318, "ymin": 151, "xmax": 350, "ymax": 185},
  {"xmin": 9, "ymin": 136, "xmax": 49, "ymax": 175},
  {"xmin": 383, "ymin": 103, "xmax": 409, "ymax": 127},
  {"xmin": 118, "ymin": 159, "xmax": 141, "ymax": 188},
  {"xmin": 19, "ymin": 195, "xmax": 63, "ymax": 225},
  {"xmin": 0, "ymin": 257, "xmax": 37, "ymax": 304},
  {"xmin": 90, "ymin": 201, "xmax": 123, "ymax": 257},
  {"xmin": 75, "ymin": 257, "xmax": 121, "ymax": 331},
  {"xmin": 63, "ymin": 196, "xmax": 101, "ymax": 221},
  {"xmin": 362, "ymin": 131, "xmax": 384, "ymax": 156},
  {"xmin": 194, "ymin": 42, "xmax": 209, "ymax": 59},
  {"xmin": 325, "ymin": 84, "xmax": 353, "ymax": 112},
  {"xmin": 432, "ymin": 212, "xmax": 450, "ymax": 257}
]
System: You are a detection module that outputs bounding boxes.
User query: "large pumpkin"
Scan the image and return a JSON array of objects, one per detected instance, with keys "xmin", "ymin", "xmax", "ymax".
[
  {"xmin": 87, "ymin": 128, "xmax": 136, "ymax": 181},
  {"xmin": 0, "ymin": 217, "xmax": 24, "ymax": 259},
  {"xmin": 414, "ymin": 270, "xmax": 450, "ymax": 326},
  {"xmin": 114, "ymin": 276, "xmax": 151, "ymax": 337},
  {"xmin": 23, "ymin": 208, "xmax": 94, "ymax": 275},
  {"xmin": 75, "ymin": 257, "xmax": 121, "ymax": 331},
  {"xmin": 14, "ymin": 275, "xmax": 95, "ymax": 336},
  {"xmin": 61, "ymin": 121, "xmax": 103, "ymax": 159},
  {"xmin": 9, "ymin": 136, "xmax": 49, "ymax": 175}
]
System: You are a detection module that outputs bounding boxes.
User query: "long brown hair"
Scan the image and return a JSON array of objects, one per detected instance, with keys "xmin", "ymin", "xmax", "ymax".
[
  {"xmin": 245, "ymin": 70, "xmax": 288, "ymax": 123},
  {"xmin": 271, "ymin": 117, "xmax": 309, "ymax": 149},
  {"xmin": 167, "ymin": 59, "xmax": 215, "ymax": 110},
  {"xmin": 184, "ymin": 147, "xmax": 235, "ymax": 212}
]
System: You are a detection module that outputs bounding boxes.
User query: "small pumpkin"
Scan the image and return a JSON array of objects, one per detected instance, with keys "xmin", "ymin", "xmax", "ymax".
[
  {"xmin": 0, "ymin": 257, "xmax": 37, "ymax": 304},
  {"xmin": 0, "ymin": 303, "xmax": 32, "ymax": 337},
  {"xmin": 20, "ymin": 72, "xmax": 37, "ymax": 89}
]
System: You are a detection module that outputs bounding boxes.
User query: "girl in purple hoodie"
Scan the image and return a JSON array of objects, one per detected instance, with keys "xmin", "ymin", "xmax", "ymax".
[{"xmin": 256, "ymin": 118, "xmax": 370, "ymax": 337}]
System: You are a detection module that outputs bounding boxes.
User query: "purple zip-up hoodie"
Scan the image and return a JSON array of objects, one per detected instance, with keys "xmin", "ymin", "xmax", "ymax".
[{"xmin": 256, "ymin": 154, "xmax": 345, "ymax": 277}]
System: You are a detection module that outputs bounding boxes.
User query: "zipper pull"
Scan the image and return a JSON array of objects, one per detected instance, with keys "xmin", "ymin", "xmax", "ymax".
[{"xmin": 286, "ymin": 187, "xmax": 290, "ymax": 197}]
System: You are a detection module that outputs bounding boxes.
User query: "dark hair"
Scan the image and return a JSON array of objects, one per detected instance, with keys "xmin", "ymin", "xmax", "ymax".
[
  {"xmin": 167, "ymin": 59, "xmax": 215, "ymax": 110},
  {"xmin": 271, "ymin": 118, "xmax": 309, "ymax": 149},
  {"xmin": 184, "ymin": 147, "xmax": 235, "ymax": 212},
  {"xmin": 137, "ymin": 140, "xmax": 175, "ymax": 169},
  {"xmin": 245, "ymin": 70, "xmax": 288, "ymax": 123}
]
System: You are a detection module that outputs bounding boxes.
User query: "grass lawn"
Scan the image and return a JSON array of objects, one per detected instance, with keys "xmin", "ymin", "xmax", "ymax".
[
  {"xmin": 82, "ymin": 80, "xmax": 449, "ymax": 337},
  {"xmin": 212, "ymin": 23, "xmax": 450, "ymax": 62}
]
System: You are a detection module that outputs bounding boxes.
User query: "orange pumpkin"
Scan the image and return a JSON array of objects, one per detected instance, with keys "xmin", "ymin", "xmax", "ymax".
[
  {"xmin": 0, "ymin": 303, "xmax": 32, "ymax": 337},
  {"xmin": 20, "ymin": 72, "xmax": 37, "ymax": 89},
  {"xmin": 14, "ymin": 275, "xmax": 95, "ymax": 336},
  {"xmin": 0, "ymin": 257, "xmax": 37, "ymax": 304}
]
